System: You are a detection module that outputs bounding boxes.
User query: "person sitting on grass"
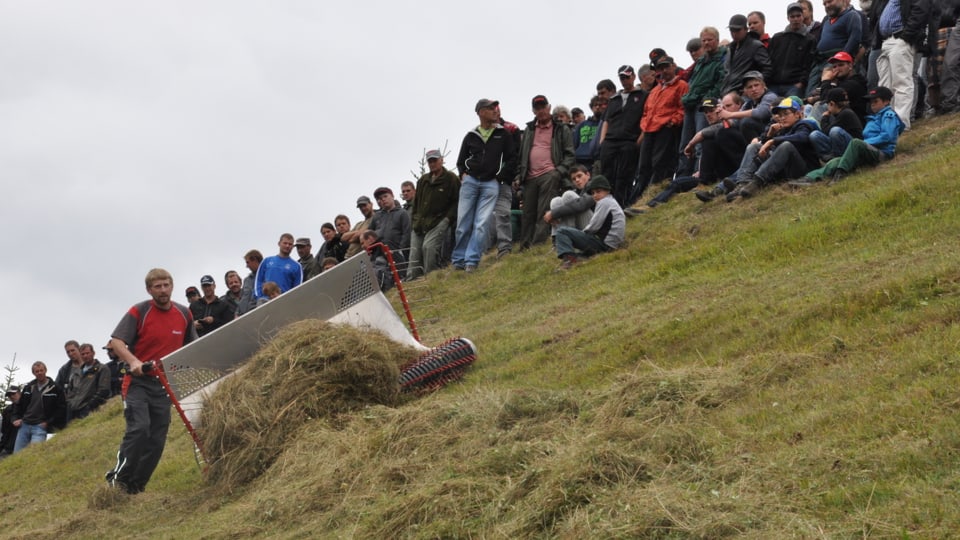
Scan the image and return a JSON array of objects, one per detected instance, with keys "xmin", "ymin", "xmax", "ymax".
[
  {"xmin": 791, "ymin": 87, "xmax": 905, "ymax": 186},
  {"xmin": 647, "ymin": 94, "xmax": 742, "ymax": 207},
  {"xmin": 554, "ymin": 175, "xmax": 625, "ymax": 270},
  {"xmin": 725, "ymin": 95, "xmax": 821, "ymax": 201},
  {"xmin": 543, "ymin": 164, "xmax": 595, "ymax": 237},
  {"xmin": 809, "ymin": 87, "xmax": 863, "ymax": 163}
]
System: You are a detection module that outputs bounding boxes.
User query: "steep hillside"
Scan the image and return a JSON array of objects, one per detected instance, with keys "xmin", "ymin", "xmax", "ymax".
[{"xmin": 1, "ymin": 115, "xmax": 959, "ymax": 539}]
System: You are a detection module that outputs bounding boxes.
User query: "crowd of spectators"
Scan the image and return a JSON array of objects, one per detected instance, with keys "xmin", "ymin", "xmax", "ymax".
[{"xmin": 3, "ymin": 0, "xmax": 960, "ymax": 458}]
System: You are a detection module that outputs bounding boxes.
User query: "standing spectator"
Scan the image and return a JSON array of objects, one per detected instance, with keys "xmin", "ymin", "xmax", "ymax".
[
  {"xmin": 678, "ymin": 26, "xmax": 727, "ymax": 177},
  {"xmin": 809, "ymin": 0, "xmax": 863, "ymax": 95},
  {"xmin": 925, "ymin": 1, "xmax": 960, "ymax": 115},
  {"xmin": 317, "ymin": 224, "xmax": 348, "ymax": 263},
  {"xmin": 294, "ymin": 237, "xmax": 321, "ymax": 280},
  {"xmin": 105, "ymin": 268, "xmax": 197, "ymax": 494},
  {"xmin": 516, "ymin": 94, "xmax": 575, "ymax": 250},
  {"xmin": 407, "ymin": 149, "xmax": 459, "ymax": 280},
  {"xmin": 720, "ymin": 14, "xmax": 773, "ymax": 95},
  {"xmin": 573, "ymin": 95, "xmax": 606, "ymax": 170},
  {"xmin": 942, "ymin": 2, "xmax": 960, "ymax": 113},
  {"xmin": 400, "ymin": 180, "xmax": 416, "ymax": 212},
  {"xmin": 0, "ymin": 386, "xmax": 21, "ymax": 458},
  {"xmin": 571, "ymin": 107, "xmax": 586, "ymax": 125},
  {"xmin": 12, "ymin": 361, "xmax": 65, "ymax": 453},
  {"xmin": 184, "ymin": 286, "xmax": 200, "ymax": 305},
  {"xmin": 254, "ymin": 234, "xmax": 303, "ymax": 300},
  {"xmin": 488, "ymin": 106, "xmax": 522, "ymax": 261},
  {"xmin": 220, "ymin": 270, "xmax": 243, "ymax": 315},
  {"xmin": 66, "ymin": 343, "xmax": 111, "ymax": 420},
  {"xmin": 342, "ymin": 196, "xmax": 376, "ymax": 259},
  {"xmin": 801, "ymin": 0, "xmax": 824, "ymax": 41},
  {"xmin": 190, "ymin": 275, "xmax": 233, "ymax": 337},
  {"xmin": 631, "ymin": 56, "xmax": 688, "ymax": 205},
  {"xmin": 748, "ymin": 11, "xmax": 771, "ymax": 47},
  {"xmin": 370, "ymin": 187, "xmax": 412, "ymax": 262},
  {"xmin": 768, "ymin": 3, "xmax": 819, "ymax": 97},
  {"xmin": 870, "ymin": 0, "xmax": 936, "ymax": 129},
  {"xmin": 55, "ymin": 339, "xmax": 82, "ymax": 392},
  {"xmin": 237, "ymin": 249, "xmax": 262, "ymax": 317},
  {"xmin": 453, "ymin": 98, "xmax": 518, "ymax": 273},
  {"xmin": 102, "ymin": 342, "xmax": 123, "ymax": 398},
  {"xmin": 599, "ymin": 65, "xmax": 647, "ymax": 207}
]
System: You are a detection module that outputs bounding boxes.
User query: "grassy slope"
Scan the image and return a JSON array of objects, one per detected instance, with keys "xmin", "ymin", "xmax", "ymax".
[{"xmin": 2, "ymin": 116, "xmax": 959, "ymax": 539}]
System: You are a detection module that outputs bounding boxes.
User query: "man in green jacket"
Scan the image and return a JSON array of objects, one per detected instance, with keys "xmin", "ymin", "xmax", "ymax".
[
  {"xmin": 677, "ymin": 26, "xmax": 727, "ymax": 176},
  {"xmin": 407, "ymin": 149, "xmax": 460, "ymax": 280}
]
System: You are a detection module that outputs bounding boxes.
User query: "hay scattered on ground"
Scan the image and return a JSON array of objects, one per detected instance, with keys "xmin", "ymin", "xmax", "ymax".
[{"xmin": 199, "ymin": 320, "xmax": 420, "ymax": 490}]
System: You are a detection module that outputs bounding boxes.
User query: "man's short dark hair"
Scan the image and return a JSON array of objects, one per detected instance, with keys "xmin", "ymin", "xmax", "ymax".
[
  {"xmin": 401, "ymin": 180, "xmax": 415, "ymax": 189},
  {"xmin": 244, "ymin": 249, "xmax": 264, "ymax": 263},
  {"xmin": 596, "ymin": 79, "xmax": 616, "ymax": 94},
  {"xmin": 748, "ymin": 10, "xmax": 765, "ymax": 23},
  {"xmin": 64, "ymin": 340, "xmax": 79, "ymax": 349}
]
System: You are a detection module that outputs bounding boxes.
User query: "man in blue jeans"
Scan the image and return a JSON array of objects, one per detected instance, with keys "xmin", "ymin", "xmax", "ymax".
[
  {"xmin": 453, "ymin": 99, "xmax": 518, "ymax": 272},
  {"xmin": 12, "ymin": 362, "xmax": 65, "ymax": 453}
]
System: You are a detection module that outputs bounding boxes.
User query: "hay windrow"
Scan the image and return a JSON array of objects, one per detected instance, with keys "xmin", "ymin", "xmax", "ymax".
[{"xmin": 198, "ymin": 319, "xmax": 420, "ymax": 490}]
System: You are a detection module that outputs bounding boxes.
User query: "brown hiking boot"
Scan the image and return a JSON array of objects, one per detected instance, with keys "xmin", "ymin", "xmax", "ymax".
[{"xmin": 559, "ymin": 254, "xmax": 578, "ymax": 270}]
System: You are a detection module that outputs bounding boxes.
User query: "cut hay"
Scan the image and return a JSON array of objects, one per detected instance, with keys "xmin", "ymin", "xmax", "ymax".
[{"xmin": 199, "ymin": 319, "xmax": 420, "ymax": 490}]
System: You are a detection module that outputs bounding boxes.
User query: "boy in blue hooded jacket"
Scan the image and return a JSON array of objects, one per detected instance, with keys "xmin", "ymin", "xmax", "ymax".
[{"xmin": 792, "ymin": 87, "xmax": 905, "ymax": 185}]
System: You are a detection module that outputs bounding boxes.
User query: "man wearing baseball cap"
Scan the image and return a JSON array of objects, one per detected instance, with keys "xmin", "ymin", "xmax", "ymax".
[
  {"xmin": 808, "ymin": 0, "xmax": 862, "ymax": 97},
  {"xmin": 767, "ymin": 3, "xmax": 818, "ymax": 98},
  {"xmin": 791, "ymin": 86, "xmax": 905, "ymax": 185},
  {"xmin": 452, "ymin": 98, "xmax": 517, "ymax": 272},
  {"xmin": 598, "ymin": 65, "xmax": 647, "ymax": 207},
  {"xmin": 515, "ymin": 94, "xmax": 575, "ymax": 249},
  {"xmin": 189, "ymin": 274, "xmax": 233, "ymax": 337},
  {"xmin": 811, "ymin": 50, "xmax": 868, "ymax": 124},
  {"xmin": 726, "ymin": 96, "xmax": 820, "ymax": 200},
  {"xmin": 719, "ymin": 14, "xmax": 772, "ymax": 95},
  {"xmin": 407, "ymin": 149, "xmax": 459, "ymax": 280},
  {"xmin": 342, "ymin": 195, "xmax": 376, "ymax": 258}
]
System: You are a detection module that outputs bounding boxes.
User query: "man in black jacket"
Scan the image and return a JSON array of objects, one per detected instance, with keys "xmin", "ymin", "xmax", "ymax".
[
  {"xmin": 768, "ymin": 3, "xmax": 819, "ymax": 97},
  {"xmin": 598, "ymin": 65, "xmax": 647, "ymax": 207},
  {"xmin": 12, "ymin": 361, "xmax": 65, "ymax": 453},
  {"xmin": 720, "ymin": 14, "xmax": 773, "ymax": 95},
  {"xmin": 453, "ymin": 99, "xmax": 518, "ymax": 272}
]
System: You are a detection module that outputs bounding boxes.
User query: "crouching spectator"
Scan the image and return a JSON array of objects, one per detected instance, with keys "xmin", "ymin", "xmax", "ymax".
[
  {"xmin": 554, "ymin": 175, "xmax": 625, "ymax": 270},
  {"xmin": 543, "ymin": 164, "xmax": 595, "ymax": 237},
  {"xmin": 791, "ymin": 87, "xmax": 905, "ymax": 185}
]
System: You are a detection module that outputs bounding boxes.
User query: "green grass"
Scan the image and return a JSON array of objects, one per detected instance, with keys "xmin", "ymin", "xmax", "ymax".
[{"xmin": 2, "ymin": 114, "xmax": 960, "ymax": 539}]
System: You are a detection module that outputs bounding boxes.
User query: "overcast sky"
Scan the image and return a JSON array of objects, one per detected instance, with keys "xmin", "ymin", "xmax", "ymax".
[{"xmin": 0, "ymin": 0, "xmax": 818, "ymax": 385}]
